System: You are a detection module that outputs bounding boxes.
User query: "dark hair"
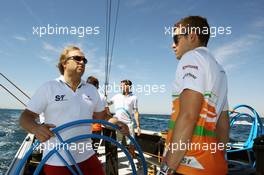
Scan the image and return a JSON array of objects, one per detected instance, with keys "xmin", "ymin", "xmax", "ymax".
[
  {"xmin": 57, "ymin": 46, "xmax": 81, "ymax": 75},
  {"xmin": 121, "ymin": 79, "xmax": 132, "ymax": 86},
  {"xmin": 175, "ymin": 16, "xmax": 210, "ymax": 46},
  {"xmin": 87, "ymin": 76, "xmax": 99, "ymax": 89}
]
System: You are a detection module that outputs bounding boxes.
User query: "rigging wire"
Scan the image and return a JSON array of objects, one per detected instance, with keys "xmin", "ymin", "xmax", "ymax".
[
  {"xmin": 104, "ymin": 0, "xmax": 111, "ymax": 97},
  {"xmin": 104, "ymin": 0, "xmax": 109, "ymax": 97},
  {"xmin": 104, "ymin": 0, "xmax": 120, "ymax": 98},
  {"xmin": 0, "ymin": 73, "xmax": 30, "ymax": 99},
  {"xmin": 108, "ymin": 0, "xmax": 120, "ymax": 79},
  {"xmin": 0, "ymin": 84, "xmax": 27, "ymax": 107}
]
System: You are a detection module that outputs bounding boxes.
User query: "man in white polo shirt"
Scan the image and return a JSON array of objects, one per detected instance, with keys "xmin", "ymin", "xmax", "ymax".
[
  {"xmin": 109, "ymin": 80, "xmax": 141, "ymax": 159},
  {"xmin": 19, "ymin": 46, "xmax": 128, "ymax": 175}
]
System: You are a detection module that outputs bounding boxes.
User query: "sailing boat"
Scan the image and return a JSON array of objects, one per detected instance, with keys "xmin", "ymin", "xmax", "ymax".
[
  {"xmin": 2, "ymin": 70, "xmax": 264, "ymax": 174},
  {"xmin": 2, "ymin": 0, "xmax": 264, "ymax": 174}
]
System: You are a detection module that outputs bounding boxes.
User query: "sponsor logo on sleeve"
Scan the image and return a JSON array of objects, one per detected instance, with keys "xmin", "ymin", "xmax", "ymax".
[
  {"xmin": 182, "ymin": 65, "xmax": 198, "ymax": 70},
  {"xmin": 183, "ymin": 73, "xmax": 197, "ymax": 79}
]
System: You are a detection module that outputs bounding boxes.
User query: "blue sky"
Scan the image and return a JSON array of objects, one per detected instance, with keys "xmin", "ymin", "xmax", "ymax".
[{"xmin": 0, "ymin": 0, "xmax": 263, "ymax": 115}]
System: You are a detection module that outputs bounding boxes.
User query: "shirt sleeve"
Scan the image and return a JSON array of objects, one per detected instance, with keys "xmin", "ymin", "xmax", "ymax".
[
  {"xmin": 177, "ymin": 52, "xmax": 207, "ymax": 95},
  {"xmin": 108, "ymin": 95, "xmax": 116, "ymax": 106},
  {"xmin": 101, "ymin": 95, "xmax": 107, "ymax": 108},
  {"xmin": 26, "ymin": 83, "xmax": 49, "ymax": 115},
  {"xmin": 94, "ymin": 90, "xmax": 105, "ymax": 113},
  {"xmin": 223, "ymin": 95, "xmax": 229, "ymax": 111}
]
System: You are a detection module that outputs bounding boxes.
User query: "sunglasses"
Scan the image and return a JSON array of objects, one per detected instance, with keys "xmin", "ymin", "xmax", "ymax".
[
  {"xmin": 173, "ymin": 33, "xmax": 188, "ymax": 45},
  {"xmin": 66, "ymin": 56, "xmax": 88, "ymax": 64}
]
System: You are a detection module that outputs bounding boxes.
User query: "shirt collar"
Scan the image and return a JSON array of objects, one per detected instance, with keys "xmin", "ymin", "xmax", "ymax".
[
  {"xmin": 57, "ymin": 75, "xmax": 86, "ymax": 89},
  {"xmin": 121, "ymin": 92, "xmax": 133, "ymax": 97},
  {"xmin": 194, "ymin": 46, "xmax": 208, "ymax": 52}
]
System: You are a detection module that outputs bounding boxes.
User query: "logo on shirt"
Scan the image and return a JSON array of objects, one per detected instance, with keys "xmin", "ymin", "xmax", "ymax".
[
  {"xmin": 183, "ymin": 73, "xmax": 197, "ymax": 79},
  {"xmin": 182, "ymin": 65, "xmax": 198, "ymax": 70},
  {"xmin": 55, "ymin": 95, "xmax": 67, "ymax": 101},
  {"xmin": 83, "ymin": 95, "xmax": 92, "ymax": 101}
]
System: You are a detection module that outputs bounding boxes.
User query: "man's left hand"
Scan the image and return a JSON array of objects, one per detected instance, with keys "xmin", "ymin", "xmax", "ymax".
[{"xmin": 136, "ymin": 127, "xmax": 141, "ymax": 136}]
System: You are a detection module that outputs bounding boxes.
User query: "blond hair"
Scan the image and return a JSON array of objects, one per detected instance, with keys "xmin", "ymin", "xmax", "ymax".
[{"xmin": 57, "ymin": 46, "xmax": 81, "ymax": 75}]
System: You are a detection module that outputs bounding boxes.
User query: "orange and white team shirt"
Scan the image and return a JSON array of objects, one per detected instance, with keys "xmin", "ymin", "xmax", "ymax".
[{"xmin": 166, "ymin": 47, "xmax": 229, "ymax": 175}]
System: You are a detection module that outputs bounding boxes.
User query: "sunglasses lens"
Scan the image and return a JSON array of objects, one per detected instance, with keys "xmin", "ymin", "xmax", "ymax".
[
  {"xmin": 72, "ymin": 56, "xmax": 87, "ymax": 64},
  {"xmin": 173, "ymin": 35, "xmax": 178, "ymax": 44},
  {"xmin": 83, "ymin": 58, "xmax": 87, "ymax": 64}
]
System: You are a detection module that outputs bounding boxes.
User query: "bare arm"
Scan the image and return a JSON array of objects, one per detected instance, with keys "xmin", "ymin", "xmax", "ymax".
[
  {"xmin": 216, "ymin": 110, "xmax": 230, "ymax": 146},
  {"xmin": 165, "ymin": 89, "xmax": 203, "ymax": 170},
  {"xmin": 134, "ymin": 111, "xmax": 140, "ymax": 128},
  {"xmin": 19, "ymin": 109, "xmax": 55, "ymax": 142},
  {"xmin": 134, "ymin": 111, "xmax": 141, "ymax": 136}
]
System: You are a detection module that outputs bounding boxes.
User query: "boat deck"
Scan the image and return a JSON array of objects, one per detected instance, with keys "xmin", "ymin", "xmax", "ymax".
[
  {"xmin": 5, "ymin": 132, "xmax": 161, "ymax": 175},
  {"xmin": 97, "ymin": 146, "xmax": 147, "ymax": 175}
]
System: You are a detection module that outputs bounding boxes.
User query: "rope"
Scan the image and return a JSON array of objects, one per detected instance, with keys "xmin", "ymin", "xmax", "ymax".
[
  {"xmin": 0, "ymin": 84, "xmax": 27, "ymax": 107},
  {"xmin": 104, "ymin": 0, "xmax": 121, "ymax": 98},
  {"xmin": 0, "ymin": 73, "xmax": 30, "ymax": 99},
  {"xmin": 108, "ymin": 0, "xmax": 120, "ymax": 78}
]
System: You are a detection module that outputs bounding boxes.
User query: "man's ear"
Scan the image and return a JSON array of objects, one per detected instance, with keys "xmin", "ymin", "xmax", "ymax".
[
  {"xmin": 62, "ymin": 61, "xmax": 67, "ymax": 69},
  {"xmin": 189, "ymin": 33, "xmax": 195, "ymax": 41},
  {"xmin": 189, "ymin": 33, "xmax": 198, "ymax": 44}
]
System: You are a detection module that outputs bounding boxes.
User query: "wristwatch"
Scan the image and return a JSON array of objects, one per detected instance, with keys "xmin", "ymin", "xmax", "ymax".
[{"xmin": 157, "ymin": 162, "xmax": 176, "ymax": 175}]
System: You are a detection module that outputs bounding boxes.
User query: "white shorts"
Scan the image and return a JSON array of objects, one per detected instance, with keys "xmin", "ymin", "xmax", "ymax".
[{"xmin": 117, "ymin": 122, "xmax": 135, "ymax": 145}]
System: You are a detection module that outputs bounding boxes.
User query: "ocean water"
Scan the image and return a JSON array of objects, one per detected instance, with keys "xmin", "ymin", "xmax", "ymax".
[
  {"xmin": 0, "ymin": 109, "xmax": 26, "ymax": 175},
  {"xmin": 0, "ymin": 109, "xmax": 263, "ymax": 174}
]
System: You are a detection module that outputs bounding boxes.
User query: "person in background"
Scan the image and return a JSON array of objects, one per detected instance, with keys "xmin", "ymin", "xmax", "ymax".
[
  {"xmin": 108, "ymin": 80, "xmax": 141, "ymax": 162},
  {"xmin": 87, "ymin": 76, "xmax": 109, "ymax": 153}
]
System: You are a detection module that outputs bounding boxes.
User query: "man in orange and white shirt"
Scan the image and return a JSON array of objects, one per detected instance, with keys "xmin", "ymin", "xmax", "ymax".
[{"xmin": 162, "ymin": 16, "xmax": 230, "ymax": 175}]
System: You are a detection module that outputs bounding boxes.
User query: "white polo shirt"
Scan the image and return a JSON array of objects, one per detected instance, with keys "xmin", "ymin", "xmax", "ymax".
[
  {"xmin": 173, "ymin": 46, "xmax": 228, "ymax": 121},
  {"xmin": 110, "ymin": 93, "xmax": 138, "ymax": 124},
  {"xmin": 98, "ymin": 91, "xmax": 107, "ymax": 108},
  {"xmin": 27, "ymin": 76, "xmax": 104, "ymax": 166}
]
